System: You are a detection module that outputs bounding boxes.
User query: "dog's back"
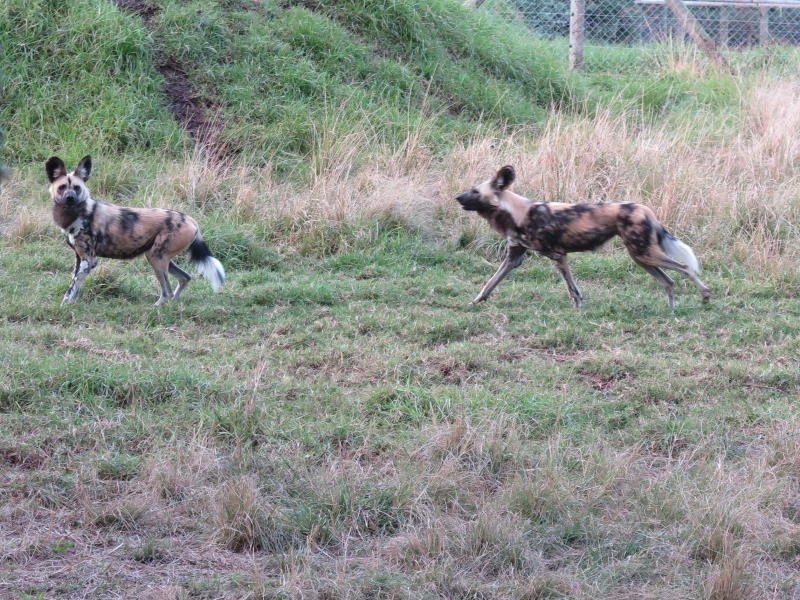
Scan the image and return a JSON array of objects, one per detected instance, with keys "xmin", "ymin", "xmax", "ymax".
[
  {"xmin": 89, "ymin": 203, "xmax": 199, "ymax": 260},
  {"xmin": 525, "ymin": 202, "xmax": 625, "ymax": 254}
]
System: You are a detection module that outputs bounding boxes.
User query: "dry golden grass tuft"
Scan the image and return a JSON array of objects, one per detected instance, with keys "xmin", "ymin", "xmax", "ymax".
[
  {"xmin": 142, "ymin": 435, "xmax": 225, "ymax": 505},
  {"xmin": 212, "ymin": 474, "xmax": 267, "ymax": 552},
  {"xmin": 0, "ymin": 176, "xmax": 52, "ymax": 245},
  {"xmin": 703, "ymin": 552, "xmax": 753, "ymax": 600},
  {"xmin": 741, "ymin": 80, "xmax": 800, "ymax": 176},
  {"xmin": 765, "ymin": 416, "xmax": 800, "ymax": 480}
]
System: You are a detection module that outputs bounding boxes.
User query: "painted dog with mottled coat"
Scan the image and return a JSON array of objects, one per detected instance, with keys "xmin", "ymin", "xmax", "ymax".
[
  {"xmin": 46, "ymin": 155, "xmax": 225, "ymax": 305},
  {"xmin": 456, "ymin": 165, "xmax": 710, "ymax": 308}
]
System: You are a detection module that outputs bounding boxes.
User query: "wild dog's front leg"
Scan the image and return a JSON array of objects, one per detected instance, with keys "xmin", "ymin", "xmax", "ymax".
[
  {"xmin": 551, "ymin": 254, "xmax": 582, "ymax": 309},
  {"xmin": 62, "ymin": 254, "xmax": 97, "ymax": 304},
  {"xmin": 473, "ymin": 244, "xmax": 527, "ymax": 303}
]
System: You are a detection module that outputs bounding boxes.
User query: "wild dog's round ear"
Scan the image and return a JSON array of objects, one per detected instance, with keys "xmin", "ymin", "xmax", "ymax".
[
  {"xmin": 493, "ymin": 165, "xmax": 516, "ymax": 191},
  {"xmin": 75, "ymin": 155, "xmax": 92, "ymax": 181},
  {"xmin": 45, "ymin": 157, "xmax": 67, "ymax": 183}
]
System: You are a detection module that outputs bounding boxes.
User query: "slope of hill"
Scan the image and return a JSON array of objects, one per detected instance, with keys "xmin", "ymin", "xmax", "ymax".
[{"xmin": 1, "ymin": 0, "xmax": 577, "ymax": 172}]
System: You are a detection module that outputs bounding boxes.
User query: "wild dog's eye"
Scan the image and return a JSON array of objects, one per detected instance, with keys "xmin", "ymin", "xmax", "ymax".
[{"xmin": 57, "ymin": 184, "xmax": 66, "ymax": 193}]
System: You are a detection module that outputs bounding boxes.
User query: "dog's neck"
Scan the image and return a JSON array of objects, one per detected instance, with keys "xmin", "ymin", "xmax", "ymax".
[
  {"xmin": 52, "ymin": 195, "xmax": 96, "ymax": 230},
  {"xmin": 497, "ymin": 190, "xmax": 533, "ymax": 228}
]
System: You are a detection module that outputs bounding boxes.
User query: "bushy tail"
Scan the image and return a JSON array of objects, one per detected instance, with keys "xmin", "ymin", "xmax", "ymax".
[
  {"xmin": 661, "ymin": 233, "xmax": 700, "ymax": 273},
  {"xmin": 189, "ymin": 237, "xmax": 225, "ymax": 292}
]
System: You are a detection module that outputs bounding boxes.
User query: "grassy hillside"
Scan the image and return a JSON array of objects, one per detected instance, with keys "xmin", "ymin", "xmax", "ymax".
[
  {"xmin": 1, "ymin": 0, "xmax": 577, "ymax": 172},
  {"xmin": 1, "ymin": 0, "xmax": 752, "ymax": 172},
  {"xmin": 1, "ymin": 0, "xmax": 800, "ymax": 599}
]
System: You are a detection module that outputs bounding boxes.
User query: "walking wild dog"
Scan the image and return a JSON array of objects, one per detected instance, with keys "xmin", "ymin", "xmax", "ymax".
[
  {"xmin": 46, "ymin": 155, "xmax": 225, "ymax": 305},
  {"xmin": 456, "ymin": 165, "xmax": 710, "ymax": 308}
]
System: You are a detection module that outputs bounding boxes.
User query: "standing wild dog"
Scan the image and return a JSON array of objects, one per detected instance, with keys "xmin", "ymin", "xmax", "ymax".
[
  {"xmin": 456, "ymin": 165, "xmax": 710, "ymax": 308},
  {"xmin": 46, "ymin": 155, "xmax": 225, "ymax": 305}
]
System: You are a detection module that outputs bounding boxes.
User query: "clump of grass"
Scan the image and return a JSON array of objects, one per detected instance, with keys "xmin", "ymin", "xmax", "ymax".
[
  {"xmin": 0, "ymin": 178, "xmax": 52, "ymax": 246},
  {"xmin": 212, "ymin": 475, "xmax": 299, "ymax": 553},
  {"xmin": 740, "ymin": 80, "xmax": 800, "ymax": 177},
  {"xmin": 415, "ymin": 416, "xmax": 521, "ymax": 488},
  {"xmin": 212, "ymin": 475, "xmax": 266, "ymax": 552},
  {"xmin": 703, "ymin": 552, "xmax": 753, "ymax": 600},
  {"xmin": 143, "ymin": 436, "xmax": 225, "ymax": 504},
  {"xmin": 96, "ymin": 452, "xmax": 140, "ymax": 481},
  {"xmin": 132, "ymin": 537, "xmax": 166, "ymax": 563},
  {"xmin": 765, "ymin": 416, "xmax": 800, "ymax": 480},
  {"xmin": 90, "ymin": 500, "xmax": 149, "ymax": 530},
  {"xmin": 508, "ymin": 470, "xmax": 573, "ymax": 526},
  {"xmin": 454, "ymin": 510, "xmax": 540, "ymax": 575},
  {"xmin": 288, "ymin": 471, "xmax": 413, "ymax": 548}
]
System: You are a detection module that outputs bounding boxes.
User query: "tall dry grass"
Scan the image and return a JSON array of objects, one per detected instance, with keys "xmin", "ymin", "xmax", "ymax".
[
  {"xmin": 2, "ymin": 79, "xmax": 797, "ymax": 280},
  {"xmin": 156, "ymin": 78, "xmax": 797, "ymax": 279}
]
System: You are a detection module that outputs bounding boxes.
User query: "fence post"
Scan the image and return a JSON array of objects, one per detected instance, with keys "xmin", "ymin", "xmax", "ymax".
[
  {"xmin": 569, "ymin": 0, "xmax": 585, "ymax": 70},
  {"xmin": 663, "ymin": 0, "xmax": 731, "ymax": 72},
  {"xmin": 718, "ymin": 5, "xmax": 730, "ymax": 48},
  {"xmin": 759, "ymin": 7, "xmax": 771, "ymax": 45}
]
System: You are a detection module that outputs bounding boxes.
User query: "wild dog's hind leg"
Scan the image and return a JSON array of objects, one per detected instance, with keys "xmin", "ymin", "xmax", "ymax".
[
  {"xmin": 473, "ymin": 244, "xmax": 527, "ymax": 303},
  {"xmin": 62, "ymin": 255, "xmax": 97, "ymax": 305},
  {"xmin": 639, "ymin": 264, "xmax": 675, "ymax": 308},
  {"xmin": 551, "ymin": 253, "xmax": 583, "ymax": 309},
  {"xmin": 169, "ymin": 261, "xmax": 192, "ymax": 299},
  {"xmin": 664, "ymin": 260, "xmax": 711, "ymax": 305},
  {"xmin": 145, "ymin": 253, "xmax": 174, "ymax": 306},
  {"xmin": 636, "ymin": 251, "xmax": 710, "ymax": 306}
]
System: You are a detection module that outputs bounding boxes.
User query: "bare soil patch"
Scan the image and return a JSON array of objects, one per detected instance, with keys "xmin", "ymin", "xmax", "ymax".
[{"xmin": 111, "ymin": 0, "xmax": 232, "ymax": 162}]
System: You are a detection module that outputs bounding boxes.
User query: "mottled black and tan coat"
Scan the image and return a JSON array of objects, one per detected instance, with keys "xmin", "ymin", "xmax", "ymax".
[
  {"xmin": 456, "ymin": 165, "xmax": 710, "ymax": 308},
  {"xmin": 46, "ymin": 155, "xmax": 225, "ymax": 305}
]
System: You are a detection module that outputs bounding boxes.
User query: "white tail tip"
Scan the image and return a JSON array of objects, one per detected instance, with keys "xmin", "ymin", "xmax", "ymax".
[
  {"xmin": 196, "ymin": 257, "xmax": 225, "ymax": 292},
  {"xmin": 663, "ymin": 236, "xmax": 700, "ymax": 273}
]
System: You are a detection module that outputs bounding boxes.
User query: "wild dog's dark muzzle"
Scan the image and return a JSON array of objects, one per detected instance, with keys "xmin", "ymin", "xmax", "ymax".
[
  {"xmin": 455, "ymin": 190, "xmax": 484, "ymax": 211},
  {"xmin": 54, "ymin": 190, "xmax": 80, "ymax": 204},
  {"xmin": 55, "ymin": 190, "xmax": 78, "ymax": 205}
]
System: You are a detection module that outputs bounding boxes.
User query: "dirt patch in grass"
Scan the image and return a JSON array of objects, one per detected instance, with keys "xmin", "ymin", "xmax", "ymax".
[
  {"xmin": 111, "ymin": 0, "xmax": 159, "ymax": 21},
  {"xmin": 110, "ymin": 0, "xmax": 232, "ymax": 163}
]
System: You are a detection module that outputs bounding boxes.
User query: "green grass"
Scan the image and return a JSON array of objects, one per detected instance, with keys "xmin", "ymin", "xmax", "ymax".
[
  {"xmin": 2, "ymin": 0, "xmax": 800, "ymax": 597},
  {"xmin": 7, "ymin": 0, "xmax": 786, "ymax": 176},
  {"xmin": 1, "ymin": 0, "xmax": 578, "ymax": 174},
  {"xmin": 0, "ymin": 0, "xmax": 187, "ymax": 163},
  {"xmin": 1, "ymin": 228, "xmax": 798, "ymax": 598}
]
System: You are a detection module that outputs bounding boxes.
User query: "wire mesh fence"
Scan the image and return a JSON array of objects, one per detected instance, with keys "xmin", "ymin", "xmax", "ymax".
[{"xmin": 504, "ymin": 0, "xmax": 800, "ymax": 69}]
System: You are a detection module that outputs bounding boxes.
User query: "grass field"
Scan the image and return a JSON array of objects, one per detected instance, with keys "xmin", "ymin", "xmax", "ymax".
[
  {"xmin": 3, "ymin": 88, "xmax": 800, "ymax": 600},
  {"xmin": 2, "ymin": 0, "xmax": 800, "ymax": 598},
  {"xmin": 1, "ymin": 223, "xmax": 799, "ymax": 599}
]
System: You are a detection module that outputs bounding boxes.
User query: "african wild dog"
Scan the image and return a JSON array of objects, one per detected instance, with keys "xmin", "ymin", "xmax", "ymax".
[
  {"xmin": 456, "ymin": 165, "xmax": 710, "ymax": 308},
  {"xmin": 46, "ymin": 155, "xmax": 225, "ymax": 305}
]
